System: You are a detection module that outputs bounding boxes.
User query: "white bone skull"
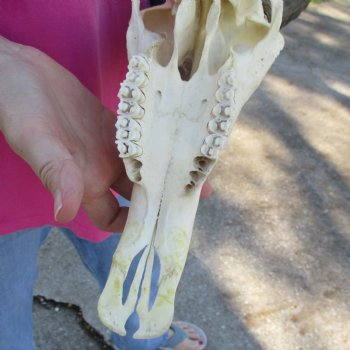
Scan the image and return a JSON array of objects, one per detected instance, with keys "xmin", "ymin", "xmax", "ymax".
[{"xmin": 98, "ymin": 0, "xmax": 284, "ymax": 339}]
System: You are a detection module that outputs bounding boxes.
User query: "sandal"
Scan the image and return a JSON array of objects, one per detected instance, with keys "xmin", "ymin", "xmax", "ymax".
[{"xmin": 159, "ymin": 321, "xmax": 207, "ymax": 350}]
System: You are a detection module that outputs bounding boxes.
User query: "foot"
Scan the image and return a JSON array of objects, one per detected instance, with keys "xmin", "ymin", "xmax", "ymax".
[{"xmin": 160, "ymin": 321, "xmax": 207, "ymax": 350}]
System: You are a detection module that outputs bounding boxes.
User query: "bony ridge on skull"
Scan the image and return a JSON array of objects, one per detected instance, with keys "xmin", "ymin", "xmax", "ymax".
[{"xmin": 98, "ymin": 0, "xmax": 285, "ymax": 339}]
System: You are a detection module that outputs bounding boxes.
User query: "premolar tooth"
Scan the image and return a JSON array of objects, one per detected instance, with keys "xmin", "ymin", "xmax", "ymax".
[
  {"xmin": 127, "ymin": 142, "xmax": 142, "ymax": 157},
  {"xmin": 117, "ymin": 142, "xmax": 128, "ymax": 156},
  {"xmin": 116, "ymin": 141, "xmax": 142, "ymax": 158},
  {"xmin": 194, "ymin": 156, "xmax": 215, "ymax": 173}
]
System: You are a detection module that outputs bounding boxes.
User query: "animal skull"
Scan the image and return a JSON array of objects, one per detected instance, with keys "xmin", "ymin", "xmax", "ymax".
[{"xmin": 98, "ymin": 0, "xmax": 284, "ymax": 339}]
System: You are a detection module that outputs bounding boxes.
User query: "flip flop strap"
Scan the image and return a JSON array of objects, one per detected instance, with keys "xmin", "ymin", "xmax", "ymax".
[{"xmin": 158, "ymin": 324, "xmax": 188, "ymax": 350}]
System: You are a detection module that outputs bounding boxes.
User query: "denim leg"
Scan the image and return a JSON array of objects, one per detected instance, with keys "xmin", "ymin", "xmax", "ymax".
[
  {"xmin": 62, "ymin": 197, "xmax": 168, "ymax": 350},
  {"xmin": 0, "ymin": 227, "xmax": 50, "ymax": 350}
]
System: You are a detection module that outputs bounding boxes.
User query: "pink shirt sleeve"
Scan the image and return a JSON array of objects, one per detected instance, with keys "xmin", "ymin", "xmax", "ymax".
[{"xmin": 0, "ymin": 0, "xmax": 149, "ymax": 241}]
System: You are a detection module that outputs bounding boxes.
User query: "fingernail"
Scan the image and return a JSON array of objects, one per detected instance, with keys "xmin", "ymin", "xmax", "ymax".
[{"xmin": 54, "ymin": 190, "xmax": 63, "ymax": 221}]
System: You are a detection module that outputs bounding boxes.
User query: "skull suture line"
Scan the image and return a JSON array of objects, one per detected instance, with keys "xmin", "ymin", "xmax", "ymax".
[{"xmin": 98, "ymin": 0, "xmax": 284, "ymax": 339}]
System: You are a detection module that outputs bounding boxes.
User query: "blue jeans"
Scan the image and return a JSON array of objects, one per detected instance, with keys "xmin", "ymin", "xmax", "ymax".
[{"xmin": 0, "ymin": 202, "xmax": 168, "ymax": 350}]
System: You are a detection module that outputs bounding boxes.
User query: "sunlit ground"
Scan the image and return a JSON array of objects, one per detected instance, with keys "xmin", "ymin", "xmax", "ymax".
[{"xmin": 183, "ymin": 1, "xmax": 350, "ymax": 348}]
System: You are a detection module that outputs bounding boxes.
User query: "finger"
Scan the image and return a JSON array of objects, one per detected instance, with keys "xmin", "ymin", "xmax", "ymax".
[
  {"xmin": 200, "ymin": 181, "xmax": 213, "ymax": 200},
  {"xmin": 83, "ymin": 190, "xmax": 129, "ymax": 232}
]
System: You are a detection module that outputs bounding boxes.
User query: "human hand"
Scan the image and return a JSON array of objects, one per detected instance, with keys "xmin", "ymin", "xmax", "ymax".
[{"xmin": 0, "ymin": 36, "xmax": 132, "ymax": 232}]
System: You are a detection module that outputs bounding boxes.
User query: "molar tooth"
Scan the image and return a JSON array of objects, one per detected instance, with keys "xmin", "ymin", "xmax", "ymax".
[
  {"xmin": 208, "ymin": 120, "xmax": 218, "ymax": 133},
  {"xmin": 213, "ymin": 104, "xmax": 233, "ymax": 119},
  {"xmin": 131, "ymin": 87, "xmax": 146, "ymax": 104},
  {"xmin": 116, "ymin": 117, "xmax": 130, "ymax": 129},
  {"xmin": 216, "ymin": 88, "xmax": 234, "ymax": 102},
  {"xmin": 213, "ymin": 136, "xmax": 224, "ymax": 148},
  {"xmin": 204, "ymin": 134, "xmax": 226, "ymax": 149},
  {"xmin": 129, "ymin": 56, "xmax": 140, "ymax": 69},
  {"xmin": 129, "ymin": 55, "xmax": 150, "ymax": 73},
  {"xmin": 215, "ymin": 89, "xmax": 225, "ymax": 102},
  {"xmin": 212, "ymin": 104, "xmax": 222, "ymax": 117},
  {"xmin": 218, "ymin": 120, "xmax": 228, "ymax": 133},
  {"xmin": 117, "ymin": 129, "xmax": 129, "ymax": 140},
  {"xmin": 129, "ymin": 104, "xmax": 145, "ymax": 119},
  {"xmin": 225, "ymin": 89, "xmax": 235, "ymax": 100},
  {"xmin": 224, "ymin": 106, "xmax": 233, "ymax": 118},
  {"xmin": 219, "ymin": 71, "xmax": 235, "ymax": 87},
  {"xmin": 134, "ymin": 72, "xmax": 148, "ymax": 88},
  {"xmin": 129, "ymin": 130, "xmax": 141, "ymax": 142},
  {"xmin": 118, "ymin": 101, "xmax": 131, "ymax": 114},
  {"xmin": 201, "ymin": 145, "xmax": 218, "ymax": 159},
  {"xmin": 126, "ymin": 72, "xmax": 137, "ymax": 82},
  {"xmin": 226, "ymin": 72, "xmax": 235, "ymax": 86},
  {"xmin": 119, "ymin": 85, "xmax": 133, "ymax": 99}
]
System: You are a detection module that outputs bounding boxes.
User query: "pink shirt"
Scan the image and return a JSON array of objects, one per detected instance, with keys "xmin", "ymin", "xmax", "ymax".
[{"xmin": 0, "ymin": 0, "xmax": 149, "ymax": 241}]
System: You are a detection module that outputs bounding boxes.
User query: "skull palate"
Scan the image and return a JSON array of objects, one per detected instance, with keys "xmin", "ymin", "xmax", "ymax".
[{"xmin": 98, "ymin": 0, "xmax": 284, "ymax": 339}]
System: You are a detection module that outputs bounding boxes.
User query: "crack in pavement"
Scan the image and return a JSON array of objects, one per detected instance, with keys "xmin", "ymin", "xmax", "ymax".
[{"xmin": 34, "ymin": 295, "xmax": 115, "ymax": 350}]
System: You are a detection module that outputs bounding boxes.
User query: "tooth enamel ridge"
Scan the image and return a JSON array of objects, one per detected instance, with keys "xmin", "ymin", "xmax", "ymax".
[{"xmin": 99, "ymin": 0, "xmax": 285, "ymax": 340}]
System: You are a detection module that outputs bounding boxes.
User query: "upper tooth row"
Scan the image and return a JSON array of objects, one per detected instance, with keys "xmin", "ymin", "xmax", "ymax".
[
  {"xmin": 201, "ymin": 70, "xmax": 236, "ymax": 160},
  {"xmin": 116, "ymin": 55, "xmax": 150, "ymax": 159}
]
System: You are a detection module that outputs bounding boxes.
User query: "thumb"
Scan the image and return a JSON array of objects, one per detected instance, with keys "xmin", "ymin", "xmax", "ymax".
[
  {"xmin": 44, "ymin": 158, "xmax": 84, "ymax": 224},
  {"xmin": 9, "ymin": 133, "xmax": 84, "ymax": 223}
]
